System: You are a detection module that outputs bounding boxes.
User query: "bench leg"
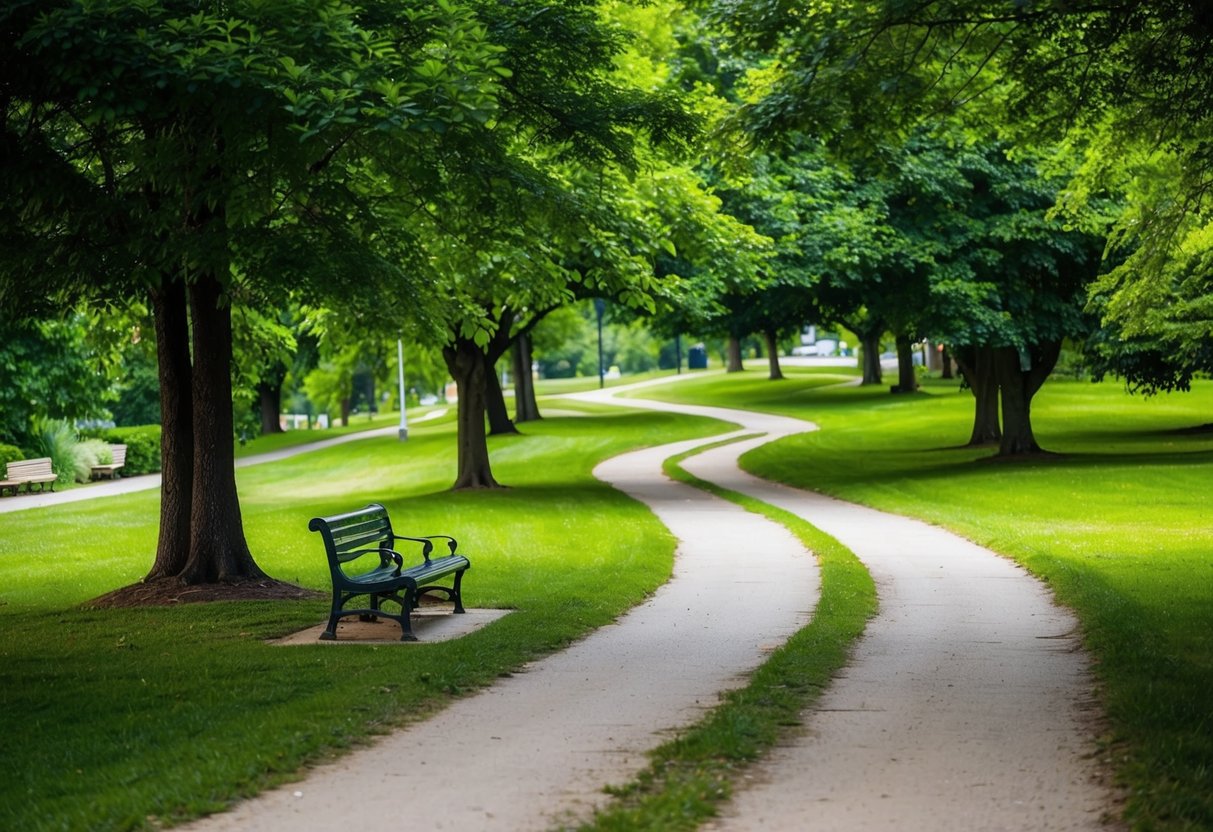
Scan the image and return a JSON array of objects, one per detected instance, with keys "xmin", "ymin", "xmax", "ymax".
[
  {"xmin": 397, "ymin": 587, "xmax": 418, "ymax": 641},
  {"xmin": 321, "ymin": 589, "xmax": 344, "ymax": 640},
  {"xmin": 451, "ymin": 568, "xmax": 466, "ymax": 614}
]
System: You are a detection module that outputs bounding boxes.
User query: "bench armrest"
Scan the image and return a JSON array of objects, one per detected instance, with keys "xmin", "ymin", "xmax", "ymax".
[
  {"xmin": 389, "ymin": 534, "xmax": 458, "ymax": 565},
  {"xmin": 343, "ymin": 546, "xmax": 404, "ymax": 574}
]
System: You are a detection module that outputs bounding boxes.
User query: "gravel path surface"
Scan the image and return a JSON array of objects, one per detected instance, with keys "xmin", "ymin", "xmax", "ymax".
[
  {"xmin": 603, "ymin": 391, "xmax": 1121, "ymax": 832},
  {"xmin": 180, "ymin": 400, "xmax": 820, "ymax": 832}
]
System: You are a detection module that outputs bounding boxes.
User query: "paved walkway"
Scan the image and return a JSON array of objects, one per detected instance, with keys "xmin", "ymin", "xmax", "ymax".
[
  {"xmin": 0, "ymin": 409, "xmax": 449, "ymax": 515},
  {"xmin": 181, "ymin": 388, "xmax": 822, "ymax": 832},
  {"xmin": 680, "ymin": 445, "xmax": 1118, "ymax": 830},
  {"xmin": 582, "ymin": 386, "xmax": 1120, "ymax": 831}
]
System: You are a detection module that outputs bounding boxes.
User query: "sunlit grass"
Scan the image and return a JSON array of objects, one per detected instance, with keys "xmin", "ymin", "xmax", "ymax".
[
  {"xmin": 642, "ymin": 370, "xmax": 1213, "ymax": 830},
  {"xmin": 0, "ymin": 408, "xmax": 725, "ymax": 832},
  {"xmin": 533, "ymin": 367, "xmax": 690, "ymax": 396}
]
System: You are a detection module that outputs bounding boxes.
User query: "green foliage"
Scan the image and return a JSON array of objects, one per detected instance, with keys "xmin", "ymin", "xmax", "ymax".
[
  {"xmin": 0, "ymin": 315, "xmax": 112, "ymax": 447},
  {"xmin": 110, "ymin": 347, "xmax": 161, "ymax": 427},
  {"xmin": 82, "ymin": 426, "xmax": 161, "ymax": 476},
  {"xmin": 532, "ymin": 302, "xmax": 667, "ymax": 379},
  {"xmin": 0, "ymin": 443, "xmax": 23, "ymax": 469}
]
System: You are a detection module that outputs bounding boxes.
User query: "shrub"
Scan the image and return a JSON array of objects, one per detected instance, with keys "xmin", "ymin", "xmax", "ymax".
[
  {"xmin": 81, "ymin": 425, "xmax": 161, "ymax": 475},
  {"xmin": 0, "ymin": 443, "xmax": 23, "ymax": 471}
]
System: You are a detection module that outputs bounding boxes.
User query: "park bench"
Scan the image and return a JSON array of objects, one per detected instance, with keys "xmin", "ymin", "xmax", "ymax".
[
  {"xmin": 2, "ymin": 458, "xmax": 57, "ymax": 495},
  {"xmin": 308, "ymin": 503, "xmax": 470, "ymax": 642},
  {"xmin": 90, "ymin": 444, "xmax": 127, "ymax": 479}
]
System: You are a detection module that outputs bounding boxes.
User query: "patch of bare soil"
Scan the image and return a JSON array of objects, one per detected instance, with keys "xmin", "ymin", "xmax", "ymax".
[{"xmin": 87, "ymin": 577, "xmax": 322, "ymax": 608}]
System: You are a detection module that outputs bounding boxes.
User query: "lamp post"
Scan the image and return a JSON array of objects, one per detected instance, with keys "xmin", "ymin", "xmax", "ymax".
[
  {"xmin": 675, "ymin": 333, "xmax": 682, "ymax": 375},
  {"xmin": 594, "ymin": 298, "xmax": 605, "ymax": 389},
  {"xmin": 396, "ymin": 337, "xmax": 408, "ymax": 441}
]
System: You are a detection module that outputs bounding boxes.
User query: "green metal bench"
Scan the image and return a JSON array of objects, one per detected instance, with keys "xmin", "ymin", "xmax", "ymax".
[{"xmin": 308, "ymin": 503, "xmax": 470, "ymax": 642}]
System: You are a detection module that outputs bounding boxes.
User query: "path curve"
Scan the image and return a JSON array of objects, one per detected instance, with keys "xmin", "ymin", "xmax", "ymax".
[
  {"xmin": 588, "ymin": 388, "xmax": 1121, "ymax": 831},
  {"xmin": 180, "ymin": 391, "xmax": 820, "ymax": 831}
]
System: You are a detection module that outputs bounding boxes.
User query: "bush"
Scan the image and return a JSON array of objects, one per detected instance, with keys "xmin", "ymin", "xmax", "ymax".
[
  {"xmin": 0, "ymin": 443, "xmax": 23, "ymax": 471},
  {"xmin": 81, "ymin": 425, "xmax": 161, "ymax": 475}
]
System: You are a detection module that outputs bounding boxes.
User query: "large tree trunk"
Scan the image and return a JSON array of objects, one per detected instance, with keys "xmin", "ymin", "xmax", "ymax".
[
  {"xmin": 512, "ymin": 334, "xmax": 541, "ymax": 423},
  {"xmin": 859, "ymin": 331, "xmax": 883, "ymax": 385},
  {"xmin": 763, "ymin": 330, "xmax": 784, "ymax": 380},
  {"xmin": 994, "ymin": 342, "xmax": 1061, "ymax": 456},
  {"xmin": 726, "ymin": 336, "xmax": 744, "ymax": 373},
  {"xmin": 953, "ymin": 346, "xmax": 1002, "ymax": 446},
  {"xmin": 484, "ymin": 358, "xmax": 518, "ymax": 436},
  {"xmin": 145, "ymin": 278, "xmax": 193, "ymax": 580},
  {"xmin": 443, "ymin": 338, "xmax": 501, "ymax": 489},
  {"xmin": 893, "ymin": 333, "xmax": 917, "ymax": 393},
  {"xmin": 179, "ymin": 274, "xmax": 264, "ymax": 583}
]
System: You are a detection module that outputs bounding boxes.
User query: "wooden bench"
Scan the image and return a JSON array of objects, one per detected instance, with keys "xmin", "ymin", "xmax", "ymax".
[
  {"xmin": 91, "ymin": 444, "xmax": 127, "ymax": 479},
  {"xmin": 3, "ymin": 458, "xmax": 57, "ymax": 495},
  {"xmin": 309, "ymin": 503, "xmax": 471, "ymax": 642}
]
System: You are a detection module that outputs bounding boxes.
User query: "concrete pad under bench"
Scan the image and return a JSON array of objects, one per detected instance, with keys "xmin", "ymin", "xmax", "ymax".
[{"xmin": 270, "ymin": 608, "xmax": 510, "ymax": 646}]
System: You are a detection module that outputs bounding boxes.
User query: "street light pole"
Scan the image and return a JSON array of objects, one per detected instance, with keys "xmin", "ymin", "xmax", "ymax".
[
  {"xmin": 397, "ymin": 337, "xmax": 408, "ymax": 441},
  {"xmin": 594, "ymin": 298, "xmax": 605, "ymax": 389}
]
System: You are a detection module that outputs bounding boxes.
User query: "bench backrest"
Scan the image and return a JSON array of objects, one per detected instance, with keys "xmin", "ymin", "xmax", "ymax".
[
  {"xmin": 6, "ymin": 457, "xmax": 54, "ymax": 480},
  {"xmin": 308, "ymin": 503, "xmax": 394, "ymax": 567},
  {"xmin": 111, "ymin": 445, "xmax": 127, "ymax": 466}
]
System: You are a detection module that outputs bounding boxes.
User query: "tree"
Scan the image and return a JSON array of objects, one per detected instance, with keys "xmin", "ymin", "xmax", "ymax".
[
  {"xmin": 898, "ymin": 139, "xmax": 1108, "ymax": 454},
  {"xmin": 709, "ymin": 0, "xmax": 1211, "ymax": 402},
  {"xmin": 1, "ymin": 0, "xmax": 511, "ymax": 596}
]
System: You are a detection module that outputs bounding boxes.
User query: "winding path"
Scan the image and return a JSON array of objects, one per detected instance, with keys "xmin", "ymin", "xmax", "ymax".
[
  {"xmin": 586, "ymin": 384, "xmax": 1121, "ymax": 831},
  {"xmin": 156, "ymin": 377, "xmax": 1114, "ymax": 830},
  {"xmin": 181, "ymin": 389, "xmax": 822, "ymax": 831}
]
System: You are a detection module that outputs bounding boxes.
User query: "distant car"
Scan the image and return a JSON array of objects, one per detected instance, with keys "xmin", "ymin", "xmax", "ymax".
[{"xmin": 419, "ymin": 394, "xmax": 439, "ymax": 406}]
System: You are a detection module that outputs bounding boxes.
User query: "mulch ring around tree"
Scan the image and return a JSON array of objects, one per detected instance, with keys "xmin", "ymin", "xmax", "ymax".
[{"xmin": 87, "ymin": 577, "xmax": 322, "ymax": 608}]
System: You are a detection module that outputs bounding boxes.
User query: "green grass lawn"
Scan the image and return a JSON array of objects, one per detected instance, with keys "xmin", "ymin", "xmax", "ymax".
[
  {"xmin": 533, "ymin": 368, "xmax": 693, "ymax": 396},
  {"xmin": 636, "ymin": 367, "xmax": 1213, "ymax": 830},
  {"xmin": 0, "ymin": 407, "xmax": 724, "ymax": 832},
  {"xmin": 4, "ymin": 365, "xmax": 1209, "ymax": 831}
]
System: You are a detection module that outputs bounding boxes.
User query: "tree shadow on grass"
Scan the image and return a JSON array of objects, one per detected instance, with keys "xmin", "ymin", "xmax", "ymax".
[{"xmin": 793, "ymin": 442, "xmax": 1213, "ymax": 492}]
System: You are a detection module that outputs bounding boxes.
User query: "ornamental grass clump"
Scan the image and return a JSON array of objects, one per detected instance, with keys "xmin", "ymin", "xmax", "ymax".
[
  {"xmin": 33, "ymin": 418, "xmax": 80, "ymax": 485},
  {"xmin": 74, "ymin": 439, "xmax": 113, "ymax": 482}
]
